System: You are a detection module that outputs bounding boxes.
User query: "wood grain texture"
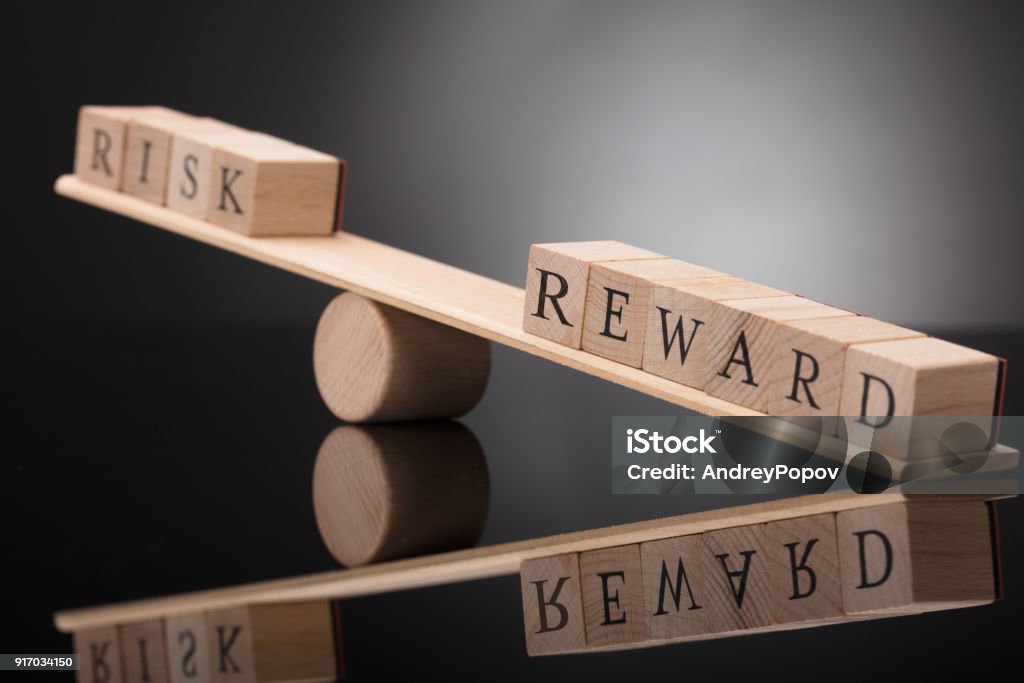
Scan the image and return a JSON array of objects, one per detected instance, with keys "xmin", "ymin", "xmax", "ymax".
[
  {"xmin": 640, "ymin": 535, "xmax": 707, "ymax": 640},
  {"xmin": 520, "ymin": 554, "xmax": 586, "ymax": 656},
  {"xmin": 120, "ymin": 620, "xmax": 169, "ymax": 683},
  {"xmin": 54, "ymin": 176, "xmax": 772, "ymax": 419},
  {"xmin": 522, "ymin": 242, "xmax": 663, "ymax": 348},
  {"xmin": 702, "ymin": 524, "xmax": 773, "ymax": 632},
  {"xmin": 122, "ymin": 110, "xmax": 202, "ymax": 205},
  {"xmin": 581, "ymin": 259, "xmax": 722, "ymax": 368},
  {"xmin": 836, "ymin": 501, "xmax": 995, "ymax": 615},
  {"xmin": 312, "ymin": 423, "xmax": 488, "ymax": 566},
  {"xmin": 164, "ymin": 614, "xmax": 212, "ymax": 683},
  {"xmin": 74, "ymin": 106, "xmax": 172, "ymax": 191},
  {"xmin": 580, "ymin": 545, "xmax": 647, "ymax": 647},
  {"xmin": 763, "ymin": 513, "xmax": 843, "ymax": 624},
  {"xmin": 642, "ymin": 277, "xmax": 787, "ymax": 390},
  {"xmin": 75, "ymin": 626, "xmax": 124, "ymax": 683},
  {"xmin": 312, "ymin": 292, "xmax": 491, "ymax": 421},
  {"xmin": 704, "ymin": 296, "xmax": 856, "ymax": 411},
  {"xmin": 53, "ymin": 493, "xmax": 968, "ymax": 632}
]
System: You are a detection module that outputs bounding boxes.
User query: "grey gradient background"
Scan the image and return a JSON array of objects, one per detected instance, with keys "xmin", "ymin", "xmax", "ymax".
[{"xmin": 4, "ymin": 1, "xmax": 1023, "ymax": 681}]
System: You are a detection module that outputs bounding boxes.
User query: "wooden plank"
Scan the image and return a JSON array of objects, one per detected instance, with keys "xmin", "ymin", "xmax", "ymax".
[
  {"xmin": 54, "ymin": 174, "xmax": 762, "ymax": 419},
  {"xmin": 53, "ymin": 492, "xmax": 1001, "ymax": 633}
]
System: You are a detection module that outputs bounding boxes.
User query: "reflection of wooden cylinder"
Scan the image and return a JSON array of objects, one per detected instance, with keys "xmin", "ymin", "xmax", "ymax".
[
  {"xmin": 313, "ymin": 422, "xmax": 490, "ymax": 567},
  {"xmin": 313, "ymin": 293, "xmax": 491, "ymax": 422}
]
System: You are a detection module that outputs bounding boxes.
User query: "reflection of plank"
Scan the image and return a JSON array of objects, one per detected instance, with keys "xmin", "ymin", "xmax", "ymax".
[
  {"xmin": 55, "ymin": 174, "xmax": 760, "ymax": 418},
  {"xmin": 55, "ymin": 492, "xmax": 999, "ymax": 632}
]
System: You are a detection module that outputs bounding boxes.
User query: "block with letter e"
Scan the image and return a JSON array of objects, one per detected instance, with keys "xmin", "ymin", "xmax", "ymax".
[
  {"xmin": 837, "ymin": 337, "xmax": 1001, "ymax": 461},
  {"xmin": 580, "ymin": 545, "xmax": 648, "ymax": 647},
  {"xmin": 74, "ymin": 626, "xmax": 123, "ymax": 683},
  {"xmin": 836, "ymin": 502, "xmax": 996, "ymax": 615},
  {"xmin": 520, "ymin": 553, "xmax": 586, "ymax": 655},
  {"xmin": 581, "ymin": 258, "xmax": 723, "ymax": 367},
  {"xmin": 74, "ymin": 105, "xmax": 175, "ymax": 190},
  {"xmin": 522, "ymin": 242, "xmax": 662, "ymax": 348}
]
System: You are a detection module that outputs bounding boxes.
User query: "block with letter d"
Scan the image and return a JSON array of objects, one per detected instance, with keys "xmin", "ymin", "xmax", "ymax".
[{"xmin": 522, "ymin": 242, "xmax": 663, "ymax": 348}]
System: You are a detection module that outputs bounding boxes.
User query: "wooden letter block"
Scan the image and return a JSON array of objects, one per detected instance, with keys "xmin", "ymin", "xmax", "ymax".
[
  {"xmin": 640, "ymin": 536, "xmax": 707, "ymax": 640},
  {"xmin": 205, "ymin": 602, "xmax": 335, "ymax": 682},
  {"xmin": 208, "ymin": 141, "xmax": 341, "ymax": 236},
  {"xmin": 123, "ymin": 113, "xmax": 238, "ymax": 205},
  {"xmin": 75, "ymin": 627, "xmax": 123, "ymax": 683},
  {"xmin": 763, "ymin": 513, "xmax": 842, "ymax": 625},
  {"xmin": 702, "ymin": 525, "xmax": 773, "ymax": 632},
  {"xmin": 837, "ymin": 337, "xmax": 1000, "ymax": 459},
  {"xmin": 522, "ymin": 241, "xmax": 663, "ymax": 348},
  {"xmin": 120, "ymin": 620, "xmax": 169, "ymax": 683},
  {"xmin": 581, "ymin": 259, "xmax": 723, "ymax": 367},
  {"xmin": 165, "ymin": 614, "xmax": 212, "ymax": 683},
  {"xmin": 643, "ymin": 277, "xmax": 787, "ymax": 389},
  {"xmin": 520, "ymin": 554, "xmax": 586, "ymax": 655},
  {"xmin": 74, "ymin": 106, "xmax": 170, "ymax": 190},
  {"xmin": 704, "ymin": 296, "xmax": 855, "ymax": 411},
  {"xmin": 765, "ymin": 317, "xmax": 924, "ymax": 426},
  {"xmin": 580, "ymin": 544, "xmax": 648, "ymax": 647},
  {"xmin": 836, "ymin": 502, "xmax": 995, "ymax": 615},
  {"xmin": 166, "ymin": 131, "xmax": 287, "ymax": 220}
]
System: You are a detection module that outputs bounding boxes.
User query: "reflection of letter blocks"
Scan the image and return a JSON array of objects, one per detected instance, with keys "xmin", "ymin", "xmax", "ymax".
[
  {"xmin": 837, "ymin": 337, "xmax": 1001, "ymax": 460},
  {"xmin": 208, "ymin": 141, "xmax": 341, "ymax": 236},
  {"xmin": 74, "ymin": 106, "xmax": 171, "ymax": 190},
  {"xmin": 704, "ymin": 296, "xmax": 856, "ymax": 411},
  {"xmin": 164, "ymin": 614, "xmax": 212, "ymax": 683},
  {"xmin": 520, "ymin": 554, "xmax": 586, "ymax": 655},
  {"xmin": 74, "ymin": 626, "xmax": 123, "ymax": 683},
  {"xmin": 763, "ymin": 514, "xmax": 843, "ymax": 625},
  {"xmin": 522, "ymin": 242, "xmax": 663, "ymax": 348},
  {"xmin": 580, "ymin": 545, "xmax": 648, "ymax": 647},
  {"xmin": 640, "ymin": 536, "xmax": 708, "ymax": 640},
  {"xmin": 702, "ymin": 525, "xmax": 773, "ymax": 633},
  {"xmin": 643, "ymin": 277, "xmax": 787, "ymax": 389},
  {"xmin": 836, "ymin": 502, "xmax": 995, "ymax": 615},
  {"xmin": 119, "ymin": 620, "xmax": 170, "ymax": 683},
  {"xmin": 581, "ymin": 259, "xmax": 723, "ymax": 367},
  {"xmin": 204, "ymin": 602, "xmax": 336, "ymax": 683},
  {"xmin": 765, "ymin": 317, "xmax": 924, "ymax": 426}
]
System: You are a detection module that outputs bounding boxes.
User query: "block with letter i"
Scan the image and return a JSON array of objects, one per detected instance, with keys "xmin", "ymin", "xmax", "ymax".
[
  {"xmin": 522, "ymin": 242, "xmax": 663, "ymax": 348},
  {"xmin": 74, "ymin": 105, "xmax": 174, "ymax": 190},
  {"xmin": 120, "ymin": 620, "xmax": 169, "ymax": 683},
  {"xmin": 702, "ymin": 524, "xmax": 773, "ymax": 633},
  {"xmin": 204, "ymin": 602, "xmax": 336, "ymax": 682},
  {"xmin": 640, "ymin": 535, "xmax": 707, "ymax": 641},
  {"xmin": 208, "ymin": 141, "xmax": 342, "ymax": 236},
  {"xmin": 763, "ymin": 513, "xmax": 843, "ymax": 625},
  {"xmin": 836, "ymin": 501, "xmax": 996, "ymax": 615},
  {"xmin": 581, "ymin": 258, "xmax": 724, "ymax": 367},
  {"xmin": 643, "ymin": 277, "xmax": 787, "ymax": 389},
  {"xmin": 74, "ymin": 626, "xmax": 123, "ymax": 683},
  {"xmin": 703, "ymin": 295, "xmax": 856, "ymax": 411},
  {"xmin": 520, "ymin": 553, "xmax": 586, "ymax": 655},
  {"xmin": 580, "ymin": 544, "xmax": 648, "ymax": 647},
  {"xmin": 837, "ymin": 337, "xmax": 1001, "ymax": 460}
]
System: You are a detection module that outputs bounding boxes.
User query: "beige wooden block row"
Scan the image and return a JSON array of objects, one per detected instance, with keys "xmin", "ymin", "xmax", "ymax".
[
  {"xmin": 520, "ymin": 501, "xmax": 995, "ymax": 656},
  {"xmin": 75, "ymin": 602, "xmax": 336, "ymax": 683},
  {"xmin": 73, "ymin": 105, "xmax": 343, "ymax": 236}
]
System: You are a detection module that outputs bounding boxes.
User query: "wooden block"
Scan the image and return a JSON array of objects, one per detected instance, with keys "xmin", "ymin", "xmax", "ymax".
[
  {"xmin": 836, "ymin": 501, "xmax": 995, "ymax": 615},
  {"xmin": 763, "ymin": 513, "xmax": 842, "ymax": 624},
  {"xmin": 120, "ymin": 620, "xmax": 169, "ymax": 683},
  {"xmin": 164, "ymin": 614, "xmax": 212, "ymax": 683},
  {"xmin": 207, "ymin": 141, "xmax": 340, "ymax": 236},
  {"xmin": 74, "ymin": 106, "xmax": 172, "ymax": 190},
  {"xmin": 204, "ymin": 602, "xmax": 335, "ymax": 683},
  {"xmin": 640, "ymin": 535, "xmax": 707, "ymax": 640},
  {"xmin": 702, "ymin": 525, "xmax": 773, "ymax": 632},
  {"xmin": 123, "ymin": 113, "xmax": 238, "ymax": 205},
  {"xmin": 580, "ymin": 544, "xmax": 648, "ymax": 647},
  {"xmin": 520, "ymin": 554, "xmax": 586, "ymax": 655},
  {"xmin": 74, "ymin": 627, "xmax": 123, "ymax": 683},
  {"xmin": 522, "ymin": 241, "xmax": 663, "ymax": 348},
  {"xmin": 581, "ymin": 259, "xmax": 724, "ymax": 367},
  {"xmin": 837, "ymin": 337, "xmax": 1000, "ymax": 459},
  {"xmin": 765, "ymin": 317, "xmax": 924, "ymax": 426},
  {"xmin": 704, "ymin": 296, "xmax": 856, "ymax": 411},
  {"xmin": 166, "ymin": 131, "xmax": 287, "ymax": 220},
  {"xmin": 643, "ymin": 277, "xmax": 787, "ymax": 389}
]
